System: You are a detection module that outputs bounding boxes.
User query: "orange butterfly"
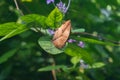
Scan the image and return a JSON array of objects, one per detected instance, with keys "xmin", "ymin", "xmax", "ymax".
[{"xmin": 52, "ymin": 20, "xmax": 71, "ymax": 49}]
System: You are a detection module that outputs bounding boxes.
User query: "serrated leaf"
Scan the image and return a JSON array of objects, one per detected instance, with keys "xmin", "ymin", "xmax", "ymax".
[
  {"xmin": 0, "ymin": 49, "xmax": 17, "ymax": 64},
  {"xmin": 65, "ymin": 44, "xmax": 93, "ymax": 64},
  {"xmin": 19, "ymin": 14, "xmax": 47, "ymax": 28},
  {"xmin": 46, "ymin": 7, "xmax": 63, "ymax": 29},
  {"xmin": 38, "ymin": 65, "xmax": 67, "ymax": 72},
  {"xmin": 0, "ymin": 23, "xmax": 28, "ymax": 41},
  {"xmin": 38, "ymin": 36, "xmax": 63, "ymax": 54}
]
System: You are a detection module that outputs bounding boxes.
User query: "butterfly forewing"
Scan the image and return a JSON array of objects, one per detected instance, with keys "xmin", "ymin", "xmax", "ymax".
[{"xmin": 52, "ymin": 20, "xmax": 71, "ymax": 49}]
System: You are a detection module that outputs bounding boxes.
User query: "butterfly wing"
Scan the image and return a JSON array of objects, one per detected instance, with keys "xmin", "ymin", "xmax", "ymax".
[
  {"xmin": 52, "ymin": 28, "xmax": 62, "ymax": 41},
  {"xmin": 52, "ymin": 20, "xmax": 71, "ymax": 49},
  {"xmin": 52, "ymin": 36, "xmax": 67, "ymax": 49}
]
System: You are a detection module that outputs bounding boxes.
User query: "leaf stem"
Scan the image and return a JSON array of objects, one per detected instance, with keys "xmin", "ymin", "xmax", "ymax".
[
  {"xmin": 66, "ymin": 0, "xmax": 71, "ymax": 12},
  {"xmin": 14, "ymin": 0, "xmax": 24, "ymax": 16}
]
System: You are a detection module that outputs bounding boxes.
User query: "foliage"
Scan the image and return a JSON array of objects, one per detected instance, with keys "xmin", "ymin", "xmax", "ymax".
[{"xmin": 0, "ymin": 0, "xmax": 120, "ymax": 80}]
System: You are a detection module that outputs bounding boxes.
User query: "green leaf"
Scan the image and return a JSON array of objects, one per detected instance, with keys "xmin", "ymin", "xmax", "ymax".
[
  {"xmin": 38, "ymin": 36, "xmax": 63, "ymax": 54},
  {"xmin": 21, "ymin": 0, "xmax": 32, "ymax": 2},
  {"xmin": 38, "ymin": 65, "xmax": 67, "ymax": 72},
  {"xmin": 72, "ymin": 28, "xmax": 85, "ymax": 33},
  {"xmin": 19, "ymin": 14, "xmax": 47, "ymax": 28},
  {"xmin": 71, "ymin": 56, "xmax": 81, "ymax": 66},
  {"xmin": 46, "ymin": 7, "xmax": 63, "ymax": 29},
  {"xmin": 89, "ymin": 62, "xmax": 105, "ymax": 69},
  {"xmin": 0, "ymin": 22, "xmax": 20, "ymax": 36},
  {"xmin": 0, "ymin": 49, "xmax": 17, "ymax": 64},
  {"xmin": 65, "ymin": 44, "xmax": 94, "ymax": 64},
  {"xmin": 74, "ymin": 37, "xmax": 118, "ymax": 46},
  {"xmin": 0, "ymin": 22, "xmax": 28, "ymax": 41}
]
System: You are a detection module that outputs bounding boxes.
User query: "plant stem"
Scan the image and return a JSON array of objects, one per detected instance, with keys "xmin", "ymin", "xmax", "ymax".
[{"xmin": 14, "ymin": 0, "xmax": 24, "ymax": 16}]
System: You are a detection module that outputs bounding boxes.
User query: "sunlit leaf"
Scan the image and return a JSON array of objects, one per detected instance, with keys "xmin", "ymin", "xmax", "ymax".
[
  {"xmin": 0, "ymin": 22, "xmax": 20, "ymax": 36},
  {"xmin": 45, "ymin": 7, "xmax": 63, "ymax": 29},
  {"xmin": 19, "ymin": 14, "xmax": 47, "ymax": 28},
  {"xmin": 71, "ymin": 56, "xmax": 81, "ymax": 66},
  {"xmin": 21, "ymin": 0, "xmax": 32, "ymax": 2},
  {"xmin": 0, "ymin": 22, "xmax": 28, "ymax": 41}
]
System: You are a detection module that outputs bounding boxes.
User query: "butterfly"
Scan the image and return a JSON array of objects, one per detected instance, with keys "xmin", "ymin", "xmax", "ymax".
[{"xmin": 52, "ymin": 20, "xmax": 71, "ymax": 49}]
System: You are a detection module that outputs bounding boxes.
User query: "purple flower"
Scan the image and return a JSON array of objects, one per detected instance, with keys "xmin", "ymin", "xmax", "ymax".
[
  {"xmin": 56, "ymin": 1, "xmax": 67, "ymax": 14},
  {"xmin": 68, "ymin": 39, "xmax": 76, "ymax": 43},
  {"xmin": 46, "ymin": 0, "xmax": 54, "ymax": 4},
  {"xmin": 56, "ymin": 0, "xmax": 71, "ymax": 14},
  {"xmin": 48, "ymin": 29, "xmax": 54, "ymax": 35},
  {"xmin": 78, "ymin": 41, "xmax": 85, "ymax": 48}
]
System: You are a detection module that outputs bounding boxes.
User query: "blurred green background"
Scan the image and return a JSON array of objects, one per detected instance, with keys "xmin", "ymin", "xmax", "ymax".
[{"xmin": 0, "ymin": 0, "xmax": 120, "ymax": 80}]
